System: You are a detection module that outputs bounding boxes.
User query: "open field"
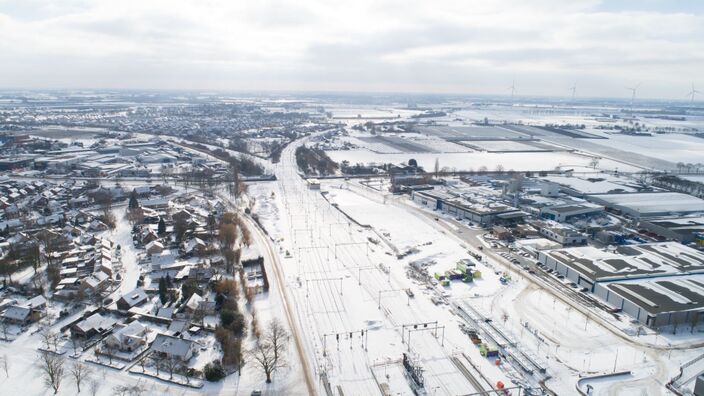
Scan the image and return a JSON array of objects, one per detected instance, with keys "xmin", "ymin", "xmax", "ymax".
[{"xmin": 326, "ymin": 148, "xmax": 640, "ymax": 172}]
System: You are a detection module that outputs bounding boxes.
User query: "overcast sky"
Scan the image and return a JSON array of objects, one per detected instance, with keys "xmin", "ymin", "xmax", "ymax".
[{"xmin": 0, "ymin": 0, "xmax": 702, "ymax": 99}]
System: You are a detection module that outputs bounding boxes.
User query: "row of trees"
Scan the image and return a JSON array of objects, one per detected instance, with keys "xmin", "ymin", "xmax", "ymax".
[
  {"xmin": 295, "ymin": 145, "xmax": 339, "ymax": 176},
  {"xmin": 37, "ymin": 351, "xmax": 96, "ymax": 395}
]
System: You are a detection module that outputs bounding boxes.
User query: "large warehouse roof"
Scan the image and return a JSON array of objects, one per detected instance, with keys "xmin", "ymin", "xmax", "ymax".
[
  {"xmin": 605, "ymin": 275, "xmax": 704, "ymax": 315},
  {"xmin": 544, "ymin": 242, "xmax": 704, "ymax": 282},
  {"xmin": 588, "ymin": 192, "xmax": 704, "ymax": 217}
]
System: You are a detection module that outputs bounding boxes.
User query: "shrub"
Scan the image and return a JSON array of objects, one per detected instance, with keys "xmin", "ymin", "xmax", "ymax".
[{"xmin": 203, "ymin": 361, "xmax": 226, "ymax": 382}]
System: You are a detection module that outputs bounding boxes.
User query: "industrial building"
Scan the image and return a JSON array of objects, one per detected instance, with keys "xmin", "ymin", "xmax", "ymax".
[
  {"xmin": 638, "ymin": 216, "xmax": 704, "ymax": 245},
  {"xmin": 587, "ymin": 192, "xmax": 704, "ymax": 219},
  {"xmin": 411, "ymin": 189, "xmax": 524, "ymax": 226},
  {"xmin": 540, "ymin": 202, "xmax": 604, "ymax": 222},
  {"xmin": 536, "ymin": 222, "xmax": 588, "ymax": 246},
  {"xmin": 538, "ymin": 242, "xmax": 704, "ymax": 328}
]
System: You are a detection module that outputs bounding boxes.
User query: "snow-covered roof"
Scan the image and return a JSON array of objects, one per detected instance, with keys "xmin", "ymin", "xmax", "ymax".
[
  {"xmin": 150, "ymin": 333, "xmax": 195, "ymax": 360},
  {"xmin": 118, "ymin": 288, "xmax": 148, "ymax": 308},
  {"xmin": 2, "ymin": 306, "xmax": 30, "ymax": 321},
  {"xmin": 74, "ymin": 313, "xmax": 117, "ymax": 334}
]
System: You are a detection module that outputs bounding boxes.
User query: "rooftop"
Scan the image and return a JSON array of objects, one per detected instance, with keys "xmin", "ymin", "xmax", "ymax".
[
  {"xmin": 605, "ymin": 275, "xmax": 704, "ymax": 315},
  {"xmin": 588, "ymin": 192, "xmax": 704, "ymax": 217},
  {"xmin": 545, "ymin": 242, "xmax": 704, "ymax": 282}
]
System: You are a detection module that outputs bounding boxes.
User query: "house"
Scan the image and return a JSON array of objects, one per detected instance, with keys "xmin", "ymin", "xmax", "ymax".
[
  {"xmin": 172, "ymin": 209, "xmax": 192, "ymax": 224},
  {"xmin": 150, "ymin": 333, "xmax": 198, "ymax": 362},
  {"xmin": 133, "ymin": 186, "xmax": 151, "ymax": 197},
  {"xmin": 71, "ymin": 313, "xmax": 118, "ymax": 339},
  {"xmin": 141, "ymin": 198, "xmax": 169, "ymax": 209},
  {"xmin": 88, "ymin": 220, "xmax": 108, "ymax": 232},
  {"xmin": 185, "ymin": 293, "xmax": 217, "ymax": 315},
  {"xmin": 138, "ymin": 228, "xmax": 160, "ymax": 245},
  {"xmin": 145, "ymin": 240, "xmax": 164, "ymax": 255},
  {"xmin": 180, "ymin": 237, "xmax": 206, "ymax": 257},
  {"xmin": 3, "ymin": 306, "xmax": 33, "ymax": 325},
  {"xmin": 186, "ymin": 266, "xmax": 215, "ymax": 283},
  {"xmin": 80, "ymin": 272, "xmax": 109, "ymax": 294},
  {"xmin": 185, "ymin": 293, "xmax": 204, "ymax": 313},
  {"xmin": 116, "ymin": 288, "xmax": 149, "ymax": 311},
  {"xmin": 103, "ymin": 321, "xmax": 148, "ymax": 352},
  {"xmin": 156, "ymin": 307, "xmax": 175, "ymax": 320},
  {"xmin": 166, "ymin": 319, "xmax": 189, "ymax": 336}
]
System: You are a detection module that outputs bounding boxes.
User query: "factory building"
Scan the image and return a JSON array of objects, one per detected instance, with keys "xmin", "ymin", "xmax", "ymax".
[
  {"xmin": 638, "ymin": 216, "xmax": 704, "ymax": 245},
  {"xmin": 540, "ymin": 202, "xmax": 604, "ymax": 222},
  {"xmin": 411, "ymin": 190, "xmax": 524, "ymax": 226},
  {"xmin": 587, "ymin": 192, "xmax": 704, "ymax": 219},
  {"xmin": 538, "ymin": 242, "xmax": 704, "ymax": 328}
]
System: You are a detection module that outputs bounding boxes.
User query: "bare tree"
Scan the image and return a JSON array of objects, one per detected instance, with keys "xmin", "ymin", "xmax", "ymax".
[
  {"xmin": 589, "ymin": 157, "xmax": 600, "ymax": 169},
  {"xmin": 138, "ymin": 353, "xmax": 149, "ymax": 373},
  {"xmin": 89, "ymin": 379, "xmax": 101, "ymax": 396},
  {"xmin": 103, "ymin": 342, "xmax": 116, "ymax": 365},
  {"xmin": 266, "ymin": 319, "xmax": 290, "ymax": 366},
  {"xmin": 38, "ymin": 350, "xmax": 65, "ymax": 394},
  {"xmin": 247, "ymin": 340, "xmax": 284, "ymax": 383},
  {"xmin": 41, "ymin": 328, "xmax": 59, "ymax": 352},
  {"xmin": 0, "ymin": 320, "xmax": 9, "ymax": 341},
  {"xmin": 71, "ymin": 336, "xmax": 82, "ymax": 356},
  {"xmin": 151, "ymin": 354, "xmax": 163, "ymax": 376},
  {"xmin": 113, "ymin": 383, "xmax": 146, "ymax": 396},
  {"xmin": 0, "ymin": 354, "xmax": 8, "ymax": 377},
  {"xmin": 164, "ymin": 356, "xmax": 179, "ymax": 380},
  {"xmin": 70, "ymin": 361, "xmax": 92, "ymax": 393}
]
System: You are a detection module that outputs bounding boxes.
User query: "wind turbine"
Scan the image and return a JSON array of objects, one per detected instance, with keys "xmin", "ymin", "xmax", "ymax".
[
  {"xmin": 626, "ymin": 83, "xmax": 641, "ymax": 110},
  {"xmin": 508, "ymin": 80, "xmax": 516, "ymax": 102},
  {"xmin": 569, "ymin": 82, "xmax": 577, "ymax": 102},
  {"xmin": 687, "ymin": 83, "xmax": 701, "ymax": 103}
]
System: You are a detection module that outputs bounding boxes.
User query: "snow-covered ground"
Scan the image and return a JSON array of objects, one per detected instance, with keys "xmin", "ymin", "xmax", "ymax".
[
  {"xmin": 315, "ymin": 176, "xmax": 704, "ymax": 395},
  {"xmin": 588, "ymin": 133, "xmax": 704, "ymax": 164},
  {"xmin": 325, "ymin": 148, "xmax": 639, "ymax": 172},
  {"xmin": 248, "ymin": 139, "xmax": 533, "ymax": 395}
]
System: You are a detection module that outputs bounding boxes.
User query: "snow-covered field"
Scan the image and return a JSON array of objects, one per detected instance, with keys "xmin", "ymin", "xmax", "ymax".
[
  {"xmin": 325, "ymin": 148, "xmax": 639, "ymax": 172},
  {"xmin": 589, "ymin": 133, "xmax": 704, "ymax": 164}
]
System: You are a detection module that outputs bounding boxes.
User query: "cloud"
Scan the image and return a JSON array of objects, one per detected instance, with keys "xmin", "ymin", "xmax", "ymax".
[{"xmin": 0, "ymin": 0, "xmax": 701, "ymax": 98}]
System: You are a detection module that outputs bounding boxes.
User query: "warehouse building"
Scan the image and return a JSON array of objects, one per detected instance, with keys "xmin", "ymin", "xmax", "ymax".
[
  {"xmin": 411, "ymin": 190, "xmax": 524, "ymax": 226},
  {"xmin": 638, "ymin": 216, "xmax": 704, "ymax": 245},
  {"xmin": 587, "ymin": 192, "xmax": 704, "ymax": 219},
  {"xmin": 537, "ymin": 222, "xmax": 588, "ymax": 246},
  {"xmin": 538, "ymin": 242, "xmax": 704, "ymax": 328},
  {"xmin": 540, "ymin": 202, "xmax": 604, "ymax": 222}
]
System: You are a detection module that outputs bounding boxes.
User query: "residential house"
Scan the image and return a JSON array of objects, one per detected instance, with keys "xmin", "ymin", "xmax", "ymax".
[
  {"xmin": 145, "ymin": 240, "xmax": 164, "ymax": 255},
  {"xmin": 150, "ymin": 333, "xmax": 197, "ymax": 362},
  {"xmin": 71, "ymin": 313, "xmax": 118, "ymax": 339},
  {"xmin": 1, "ymin": 295, "xmax": 47, "ymax": 325},
  {"xmin": 80, "ymin": 272, "xmax": 109, "ymax": 295},
  {"xmin": 116, "ymin": 288, "xmax": 149, "ymax": 311},
  {"xmin": 103, "ymin": 321, "xmax": 148, "ymax": 352},
  {"xmin": 180, "ymin": 237, "xmax": 206, "ymax": 257}
]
